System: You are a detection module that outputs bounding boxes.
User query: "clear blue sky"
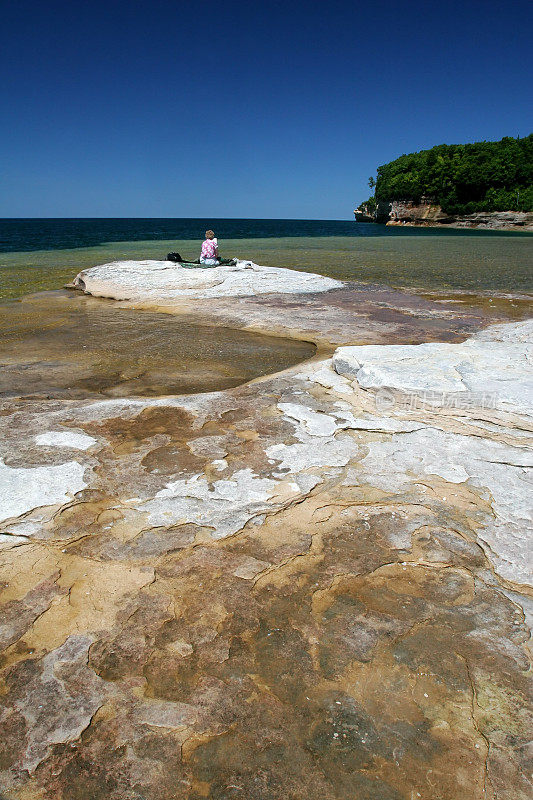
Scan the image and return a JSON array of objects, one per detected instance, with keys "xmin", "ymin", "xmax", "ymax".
[{"xmin": 1, "ymin": 0, "xmax": 531, "ymax": 219}]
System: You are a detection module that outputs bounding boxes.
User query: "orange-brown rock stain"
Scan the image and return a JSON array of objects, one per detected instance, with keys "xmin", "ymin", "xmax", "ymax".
[{"xmin": 1, "ymin": 284, "xmax": 531, "ymax": 800}]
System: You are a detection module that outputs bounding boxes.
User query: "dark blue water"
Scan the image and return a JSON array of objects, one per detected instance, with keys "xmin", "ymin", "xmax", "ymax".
[{"xmin": 0, "ymin": 217, "xmax": 529, "ymax": 253}]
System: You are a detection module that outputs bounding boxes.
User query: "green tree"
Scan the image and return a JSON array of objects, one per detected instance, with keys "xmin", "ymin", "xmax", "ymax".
[{"xmin": 366, "ymin": 135, "xmax": 533, "ymax": 215}]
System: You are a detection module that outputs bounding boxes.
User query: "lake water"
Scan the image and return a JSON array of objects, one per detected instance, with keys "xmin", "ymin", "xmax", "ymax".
[
  {"xmin": 1, "ymin": 218, "xmax": 532, "ymax": 300},
  {"xmin": 0, "ymin": 291, "xmax": 316, "ymax": 398},
  {"xmin": 1, "ymin": 218, "xmax": 530, "ymax": 399}
]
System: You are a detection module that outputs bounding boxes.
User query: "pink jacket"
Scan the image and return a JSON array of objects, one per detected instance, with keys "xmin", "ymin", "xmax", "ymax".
[{"xmin": 201, "ymin": 239, "xmax": 218, "ymax": 259}]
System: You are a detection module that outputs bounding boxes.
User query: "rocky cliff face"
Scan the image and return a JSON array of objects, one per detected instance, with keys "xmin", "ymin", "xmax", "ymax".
[
  {"xmin": 374, "ymin": 200, "xmax": 533, "ymax": 231},
  {"xmin": 387, "ymin": 200, "xmax": 454, "ymax": 225},
  {"xmin": 452, "ymin": 210, "xmax": 533, "ymax": 230}
]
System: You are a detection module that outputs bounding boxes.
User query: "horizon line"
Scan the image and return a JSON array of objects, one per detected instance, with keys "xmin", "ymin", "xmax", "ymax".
[{"xmin": 0, "ymin": 216, "xmax": 355, "ymax": 222}]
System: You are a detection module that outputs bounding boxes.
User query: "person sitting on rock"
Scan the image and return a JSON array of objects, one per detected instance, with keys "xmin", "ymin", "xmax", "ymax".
[{"xmin": 200, "ymin": 230, "xmax": 219, "ymax": 266}]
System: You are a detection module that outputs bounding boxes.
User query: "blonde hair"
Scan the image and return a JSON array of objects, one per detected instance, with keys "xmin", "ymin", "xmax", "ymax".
[{"xmin": 205, "ymin": 230, "xmax": 215, "ymax": 239}]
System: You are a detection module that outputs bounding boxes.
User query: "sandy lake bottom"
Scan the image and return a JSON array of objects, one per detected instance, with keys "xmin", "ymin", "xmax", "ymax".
[
  {"xmin": 2, "ymin": 231, "xmax": 532, "ymax": 300},
  {"xmin": 0, "ymin": 291, "xmax": 316, "ymax": 398}
]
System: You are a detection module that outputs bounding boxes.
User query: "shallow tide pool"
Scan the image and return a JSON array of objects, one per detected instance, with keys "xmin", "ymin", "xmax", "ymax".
[
  {"xmin": 1, "ymin": 224, "xmax": 530, "ymax": 400},
  {"xmin": 0, "ymin": 291, "xmax": 316, "ymax": 398}
]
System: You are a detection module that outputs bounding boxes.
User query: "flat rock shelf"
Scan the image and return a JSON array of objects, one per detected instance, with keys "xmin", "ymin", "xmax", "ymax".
[
  {"xmin": 1, "ymin": 259, "xmax": 531, "ymax": 800},
  {"xmin": 72, "ymin": 258, "xmax": 344, "ymax": 301}
]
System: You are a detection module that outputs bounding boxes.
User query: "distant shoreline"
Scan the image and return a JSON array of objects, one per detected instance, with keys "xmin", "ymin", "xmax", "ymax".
[{"xmin": 356, "ymin": 203, "xmax": 533, "ymax": 232}]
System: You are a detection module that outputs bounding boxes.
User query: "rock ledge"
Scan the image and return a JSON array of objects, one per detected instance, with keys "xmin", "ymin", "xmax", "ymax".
[{"xmin": 73, "ymin": 259, "xmax": 343, "ymax": 301}]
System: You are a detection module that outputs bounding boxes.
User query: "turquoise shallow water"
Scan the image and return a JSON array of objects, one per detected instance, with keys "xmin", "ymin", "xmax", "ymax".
[{"xmin": 0, "ymin": 219, "xmax": 532, "ymax": 299}]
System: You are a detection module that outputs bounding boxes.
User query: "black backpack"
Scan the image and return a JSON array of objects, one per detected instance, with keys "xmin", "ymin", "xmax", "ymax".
[{"xmin": 166, "ymin": 252, "xmax": 183, "ymax": 263}]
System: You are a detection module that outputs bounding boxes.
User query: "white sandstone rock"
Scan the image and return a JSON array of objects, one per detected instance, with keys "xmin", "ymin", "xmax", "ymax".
[
  {"xmin": 267, "ymin": 431, "xmax": 358, "ymax": 472},
  {"xmin": 277, "ymin": 403, "xmax": 339, "ymax": 437},
  {"xmin": 73, "ymin": 259, "xmax": 343, "ymax": 301},
  {"xmin": 333, "ymin": 322, "xmax": 533, "ymax": 417},
  {"xmin": 139, "ymin": 469, "xmax": 288, "ymax": 539},
  {"xmin": 35, "ymin": 431, "xmax": 97, "ymax": 450},
  {"xmin": 332, "ymin": 410, "xmax": 425, "ymax": 433},
  {"xmin": 317, "ymin": 320, "xmax": 533, "ymax": 587},
  {"xmin": 0, "ymin": 459, "xmax": 88, "ymax": 523},
  {"xmin": 294, "ymin": 362, "xmax": 355, "ymax": 395},
  {"xmin": 356, "ymin": 427, "xmax": 532, "ymax": 586},
  {"xmin": 473, "ymin": 317, "xmax": 533, "ymax": 343}
]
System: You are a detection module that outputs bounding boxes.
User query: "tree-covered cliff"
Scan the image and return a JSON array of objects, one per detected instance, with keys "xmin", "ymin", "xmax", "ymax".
[{"xmin": 369, "ymin": 135, "xmax": 533, "ymax": 215}]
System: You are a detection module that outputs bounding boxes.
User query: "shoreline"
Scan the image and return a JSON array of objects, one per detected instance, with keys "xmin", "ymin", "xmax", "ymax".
[
  {"xmin": 1, "ymin": 260, "xmax": 532, "ymax": 799},
  {"xmin": 386, "ymin": 219, "xmax": 533, "ymax": 232},
  {"xmin": 3, "ymin": 227, "xmax": 533, "ymax": 301},
  {"xmin": 68, "ymin": 259, "xmax": 533, "ymax": 349},
  {"xmin": 376, "ymin": 205, "xmax": 533, "ymax": 233}
]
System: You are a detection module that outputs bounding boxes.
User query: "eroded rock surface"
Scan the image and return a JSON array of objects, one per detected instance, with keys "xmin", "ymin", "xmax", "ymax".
[
  {"xmin": 0, "ymin": 273, "xmax": 532, "ymax": 799},
  {"xmin": 385, "ymin": 200, "xmax": 533, "ymax": 231},
  {"xmin": 333, "ymin": 318, "xmax": 533, "ymax": 418},
  {"xmin": 73, "ymin": 259, "xmax": 343, "ymax": 301}
]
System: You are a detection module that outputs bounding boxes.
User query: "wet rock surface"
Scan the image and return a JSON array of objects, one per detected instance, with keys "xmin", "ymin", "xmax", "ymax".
[
  {"xmin": 0, "ymin": 291, "xmax": 316, "ymax": 399},
  {"xmin": 0, "ymin": 266, "xmax": 532, "ymax": 799}
]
